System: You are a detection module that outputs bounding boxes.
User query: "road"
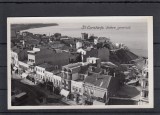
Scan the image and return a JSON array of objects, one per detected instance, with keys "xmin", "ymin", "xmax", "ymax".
[{"xmin": 12, "ymin": 79, "xmax": 67, "ymax": 106}]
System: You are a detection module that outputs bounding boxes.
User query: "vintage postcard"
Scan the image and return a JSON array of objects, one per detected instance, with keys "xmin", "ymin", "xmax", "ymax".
[{"xmin": 7, "ymin": 17, "xmax": 153, "ymax": 109}]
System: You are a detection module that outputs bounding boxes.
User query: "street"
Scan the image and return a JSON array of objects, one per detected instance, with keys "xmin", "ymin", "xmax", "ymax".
[{"xmin": 12, "ymin": 78, "xmax": 68, "ymax": 106}]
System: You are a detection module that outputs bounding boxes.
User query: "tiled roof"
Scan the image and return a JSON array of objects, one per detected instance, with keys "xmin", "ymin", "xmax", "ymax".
[{"xmin": 84, "ymin": 73, "xmax": 112, "ymax": 89}]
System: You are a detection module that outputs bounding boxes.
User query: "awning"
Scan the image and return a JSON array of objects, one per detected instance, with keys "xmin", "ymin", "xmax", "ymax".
[
  {"xmin": 93, "ymin": 100, "xmax": 105, "ymax": 105},
  {"xmin": 94, "ymin": 90, "xmax": 105, "ymax": 98},
  {"xmin": 13, "ymin": 67, "xmax": 18, "ymax": 70},
  {"xmin": 60, "ymin": 89, "xmax": 69, "ymax": 97},
  {"xmin": 22, "ymin": 73, "xmax": 28, "ymax": 78}
]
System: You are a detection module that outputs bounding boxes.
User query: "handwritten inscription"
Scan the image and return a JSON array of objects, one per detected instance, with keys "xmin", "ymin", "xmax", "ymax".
[{"xmin": 81, "ymin": 25, "xmax": 131, "ymax": 30}]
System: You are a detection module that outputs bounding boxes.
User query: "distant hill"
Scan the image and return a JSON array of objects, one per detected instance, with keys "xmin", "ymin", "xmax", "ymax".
[
  {"xmin": 11, "ymin": 23, "xmax": 58, "ymax": 31},
  {"xmin": 110, "ymin": 49, "xmax": 139, "ymax": 64}
]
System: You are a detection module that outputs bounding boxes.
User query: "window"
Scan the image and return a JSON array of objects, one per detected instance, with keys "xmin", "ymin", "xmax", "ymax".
[
  {"xmin": 79, "ymin": 88, "xmax": 81, "ymax": 93},
  {"xmin": 90, "ymin": 89, "xmax": 94, "ymax": 94},
  {"xmin": 72, "ymin": 86, "xmax": 75, "ymax": 90}
]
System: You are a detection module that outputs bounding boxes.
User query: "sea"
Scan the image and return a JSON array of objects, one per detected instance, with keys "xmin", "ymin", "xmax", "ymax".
[{"xmin": 20, "ymin": 22, "xmax": 148, "ymax": 57}]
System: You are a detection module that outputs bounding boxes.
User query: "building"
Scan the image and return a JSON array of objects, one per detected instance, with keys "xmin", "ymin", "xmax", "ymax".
[
  {"xmin": 81, "ymin": 33, "xmax": 88, "ymax": 40},
  {"xmin": 71, "ymin": 80, "xmax": 84, "ymax": 104},
  {"xmin": 94, "ymin": 37, "xmax": 110, "ymax": 45},
  {"xmin": 35, "ymin": 63, "xmax": 55, "ymax": 83},
  {"xmin": 11, "ymin": 50, "xmax": 19, "ymax": 69},
  {"xmin": 11, "ymin": 46, "xmax": 28, "ymax": 73},
  {"xmin": 61, "ymin": 62, "xmax": 83, "ymax": 99},
  {"xmin": 27, "ymin": 47, "xmax": 70, "ymax": 67},
  {"xmin": 76, "ymin": 41, "xmax": 82, "ymax": 49},
  {"xmin": 21, "ymin": 31, "xmax": 33, "ymax": 37},
  {"xmin": 82, "ymin": 57, "xmax": 121, "ymax": 105},
  {"xmin": 24, "ymin": 39, "xmax": 40, "ymax": 50},
  {"xmin": 139, "ymin": 66, "xmax": 148, "ymax": 105},
  {"xmin": 44, "ymin": 68, "xmax": 62, "ymax": 94},
  {"xmin": 78, "ymin": 47, "xmax": 110, "ymax": 62},
  {"xmin": 86, "ymin": 47, "xmax": 110, "ymax": 62},
  {"xmin": 83, "ymin": 69, "xmax": 120, "ymax": 105},
  {"xmin": 18, "ymin": 60, "xmax": 29, "ymax": 76}
]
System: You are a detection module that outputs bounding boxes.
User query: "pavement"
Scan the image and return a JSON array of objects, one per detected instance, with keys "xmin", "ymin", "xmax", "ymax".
[{"xmin": 11, "ymin": 72, "xmax": 78, "ymax": 105}]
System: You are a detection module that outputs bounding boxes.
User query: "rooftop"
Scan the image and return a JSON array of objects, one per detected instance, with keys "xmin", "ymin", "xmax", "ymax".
[
  {"xmin": 101, "ymin": 62, "xmax": 118, "ymax": 68},
  {"xmin": 12, "ymin": 46, "xmax": 26, "ymax": 54},
  {"xmin": 84, "ymin": 73, "xmax": 112, "ymax": 89},
  {"xmin": 37, "ymin": 63, "xmax": 53, "ymax": 69},
  {"xmin": 27, "ymin": 50, "xmax": 39, "ymax": 54},
  {"xmin": 63, "ymin": 62, "xmax": 82, "ymax": 69},
  {"xmin": 50, "ymin": 69, "xmax": 61, "ymax": 75}
]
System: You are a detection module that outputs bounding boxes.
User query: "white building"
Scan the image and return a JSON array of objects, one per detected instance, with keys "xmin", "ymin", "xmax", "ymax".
[
  {"xmin": 27, "ymin": 47, "xmax": 40, "ymax": 65},
  {"xmin": 87, "ymin": 57, "xmax": 100, "ymax": 64},
  {"xmin": 11, "ymin": 51, "xmax": 19, "ymax": 68},
  {"xmin": 35, "ymin": 64, "xmax": 46, "ymax": 82},
  {"xmin": 45, "ymin": 70, "xmax": 62, "ymax": 88},
  {"xmin": 76, "ymin": 41, "xmax": 82, "ymax": 49}
]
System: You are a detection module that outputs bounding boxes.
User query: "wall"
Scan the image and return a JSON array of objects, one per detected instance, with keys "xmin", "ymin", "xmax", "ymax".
[
  {"xmin": 11, "ymin": 51, "xmax": 19, "ymax": 67},
  {"xmin": 19, "ymin": 61, "xmax": 29, "ymax": 68},
  {"xmin": 71, "ymin": 80, "xmax": 84, "ymax": 95},
  {"xmin": 44, "ymin": 71, "xmax": 53, "ymax": 81},
  {"xmin": 35, "ymin": 66, "xmax": 45, "ymax": 80},
  {"xmin": 72, "ymin": 73, "xmax": 79, "ymax": 81},
  {"xmin": 28, "ymin": 53, "xmax": 35, "ymax": 65}
]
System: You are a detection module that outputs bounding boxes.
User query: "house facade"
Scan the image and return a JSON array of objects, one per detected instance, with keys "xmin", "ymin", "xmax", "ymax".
[
  {"xmin": 71, "ymin": 80, "xmax": 84, "ymax": 104},
  {"xmin": 61, "ymin": 62, "xmax": 83, "ymax": 98}
]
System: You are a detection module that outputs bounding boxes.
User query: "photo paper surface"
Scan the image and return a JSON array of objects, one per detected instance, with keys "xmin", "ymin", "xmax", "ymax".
[{"xmin": 7, "ymin": 17, "xmax": 153, "ymax": 109}]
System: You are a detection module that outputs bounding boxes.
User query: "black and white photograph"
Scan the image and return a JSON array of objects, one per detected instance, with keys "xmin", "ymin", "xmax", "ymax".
[{"xmin": 7, "ymin": 17, "xmax": 153, "ymax": 109}]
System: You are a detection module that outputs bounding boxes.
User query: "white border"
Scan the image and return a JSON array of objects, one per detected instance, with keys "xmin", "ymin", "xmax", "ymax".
[{"xmin": 7, "ymin": 16, "xmax": 153, "ymax": 110}]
